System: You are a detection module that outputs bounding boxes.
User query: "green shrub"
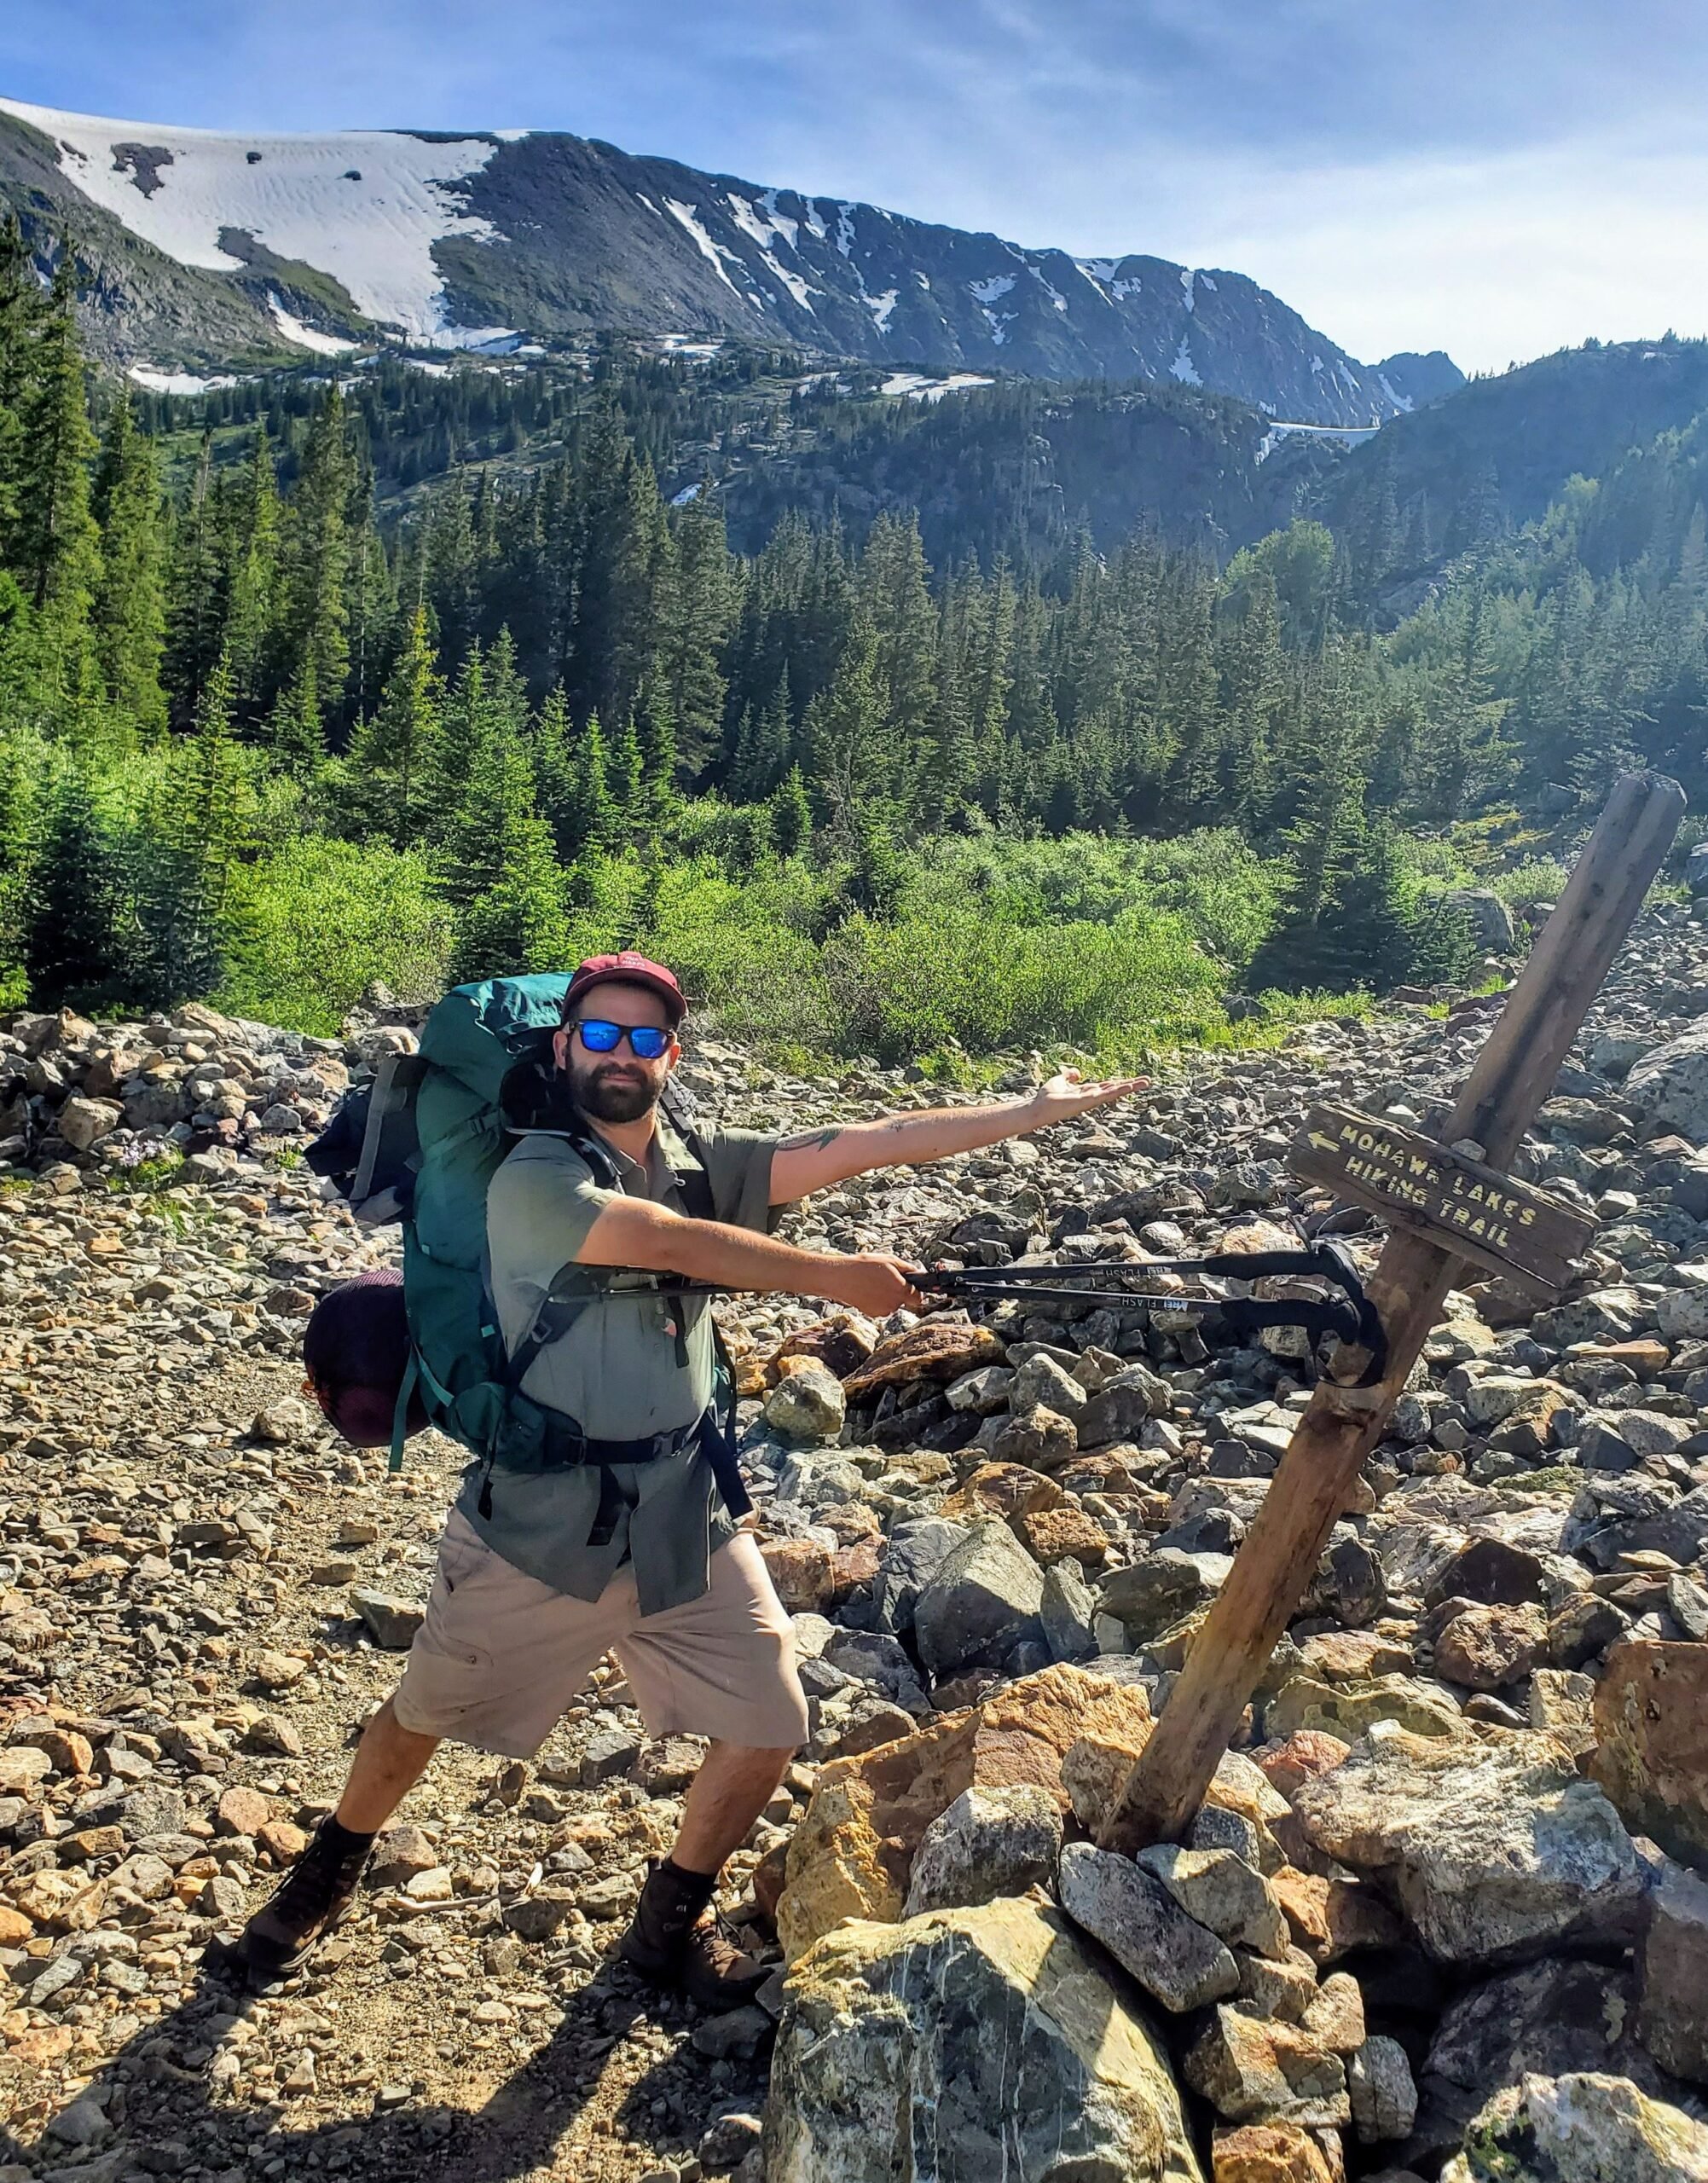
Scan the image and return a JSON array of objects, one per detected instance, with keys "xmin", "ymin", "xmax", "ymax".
[
  {"xmin": 216, "ymin": 837, "xmax": 455, "ymax": 1035},
  {"xmin": 1490, "ymin": 857, "xmax": 1570, "ymax": 911}
]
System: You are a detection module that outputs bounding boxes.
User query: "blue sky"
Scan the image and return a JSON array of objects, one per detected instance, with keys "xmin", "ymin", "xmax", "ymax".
[{"xmin": 9, "ymin": 0, "xmax": 1705, "ymax": 373}]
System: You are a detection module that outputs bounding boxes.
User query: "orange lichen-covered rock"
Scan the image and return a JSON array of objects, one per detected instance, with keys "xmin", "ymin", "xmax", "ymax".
[{"xmin": 776, "ymin": 1662, "xmax": 1155, "ymax": 1959}]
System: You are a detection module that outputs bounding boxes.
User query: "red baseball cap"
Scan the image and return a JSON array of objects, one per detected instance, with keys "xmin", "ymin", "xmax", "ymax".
[{"xmin": 561, "ymin": 952, "xmax": 687, "ymax": 1026}]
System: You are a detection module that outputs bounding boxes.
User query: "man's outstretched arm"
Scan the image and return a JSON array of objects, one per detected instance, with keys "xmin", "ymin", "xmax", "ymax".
[
  {"xmin": 767, "ymin": 1068, "xmax": 1149, "ymax": 1204},
  {"xmin": 578, "ymin": 1194, "xmax": 925, "ymax": 1320}
]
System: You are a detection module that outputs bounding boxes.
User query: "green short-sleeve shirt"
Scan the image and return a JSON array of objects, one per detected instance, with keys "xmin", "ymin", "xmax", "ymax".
[{"xmin": 459, "ymin": 1111, "xmax": 779, "ymax": 1614}]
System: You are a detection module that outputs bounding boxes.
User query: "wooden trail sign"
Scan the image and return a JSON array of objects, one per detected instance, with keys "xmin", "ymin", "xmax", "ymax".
[
  {"xmin": 1098, "ymin": 769, "xmax": 1687, "ymax": 1856},
  {"xmin": 1290, "ymin": 1102, "xmax": 1595, "ymax": 1292}
]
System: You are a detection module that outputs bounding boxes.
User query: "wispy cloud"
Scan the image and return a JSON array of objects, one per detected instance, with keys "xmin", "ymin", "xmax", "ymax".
[{"xmin": 5, "ymin": 0, "xmax": 1705, "ymax": 372}]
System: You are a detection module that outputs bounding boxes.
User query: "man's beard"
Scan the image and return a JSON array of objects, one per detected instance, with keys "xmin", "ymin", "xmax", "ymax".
[{"xmin": 570, "ymin": 1058, "xmax": 661, "ymax": 1124}]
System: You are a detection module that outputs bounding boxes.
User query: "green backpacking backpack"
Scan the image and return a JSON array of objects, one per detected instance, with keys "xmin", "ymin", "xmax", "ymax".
[{"xmin": 304, "ymin": 975, "xmax": 737, "ymax": 1505}]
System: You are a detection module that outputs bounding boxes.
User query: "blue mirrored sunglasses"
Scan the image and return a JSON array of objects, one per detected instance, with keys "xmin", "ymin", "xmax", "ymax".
[{"xmin": 573, "ymin": 1018, "xmax": 673, "ymax": 1059}]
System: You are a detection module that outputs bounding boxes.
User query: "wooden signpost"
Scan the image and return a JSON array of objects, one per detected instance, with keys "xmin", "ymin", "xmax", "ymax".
[
  {"xmin": 1289, "ymin": 1103, "xmax": 1595, "ymax": 1291},
  {"xmin": 1098, "ymin": 769, "xmax": 1687, "ymax": 1856}
]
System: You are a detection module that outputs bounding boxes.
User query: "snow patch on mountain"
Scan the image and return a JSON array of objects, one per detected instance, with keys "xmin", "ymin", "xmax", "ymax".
[
  {"xmin": 0, "ymin": 96, "xmax": 505, "ymax": 340},
  {"xmin": 268, "ymin": 294, "xmax": 357, "ymax": 356},
  {"xmin": 725, "ymin": 193, "xmax": 818, "ymax": 313},
  {"xmin": 663, "ymin": 197, "xmax": 739, "ymax": 294},
  {"xmin": 880, "ymin": 371, "xmax": 994, "ymax": 400},
  {"xmin": 1170, "ymin": 333, "xmax": 1201, "ymax": 385},
  {"xmin": 129, "ymin": 364, "xmax": 236, "ymax": 396}
]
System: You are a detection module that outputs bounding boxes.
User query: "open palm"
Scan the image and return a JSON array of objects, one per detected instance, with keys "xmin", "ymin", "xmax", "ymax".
[{"xmin": 1028, "ymin": 1068, "xmax": 1151, "ymax": 1126}]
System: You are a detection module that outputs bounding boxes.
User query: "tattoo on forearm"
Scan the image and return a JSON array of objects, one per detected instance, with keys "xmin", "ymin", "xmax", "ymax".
[{"xmin": 779, "ymin": 1126, "xmax": 843, "ymax": 1153}]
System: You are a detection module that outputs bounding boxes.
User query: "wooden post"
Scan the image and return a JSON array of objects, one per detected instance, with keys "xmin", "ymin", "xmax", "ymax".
[{"xmin": 1097, "ymin": 771, "xmax": 1687, "ymax": 1855}]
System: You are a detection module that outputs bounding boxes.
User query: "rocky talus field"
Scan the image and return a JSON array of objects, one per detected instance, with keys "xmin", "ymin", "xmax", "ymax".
[{"xmin": 4, "ymin": 914, "xmax": 1708, "ymax": 2183}]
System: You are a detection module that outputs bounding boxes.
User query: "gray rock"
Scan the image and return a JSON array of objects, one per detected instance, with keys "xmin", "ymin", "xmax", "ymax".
[
  {"xmin": 1056, "ymin": 1840, "xmax": 1240, "ymax": 2013},
  {"xmin": 871, "ymin": 1519, "xmax": 970, "ymax": 1637},
  {"xmin": 766, "ymin": 1897, "xmax": 1200, "ymax": 2183},
  {"xmin": 1099, "ymin": 1548, "xmax": 1230, "ymax": 1642},
  {"xmin": 1077, "ymin": 1363, "xmax": 1172, "ymax": 1449},
  {"xmin": 1040, "ymin": 1559, "xmax": 1099, "ymax": 1663},
  {"xmin": 1292, "ymin": 1721, "xmax": 1643, "ymax": 1966},
  {"xmin": 913, "ymin": 1521, "xmax": 1045, "ymax": 1677},
  {"xmin": 1637, "ymin": 1858, "xmax": 1708, "ymax": 2087},
  {"xmin": 823, "ymin": 1629, "xmax": 930, "ymax": 1715},
  {"xmin": 1010, "ymin": 1351, "xmax": 1088, "ymax": 1414},
  {"xmin": 1137, "ymin": 1843, "xmax": 1289, "ymax": 1958},
  {"xmin": 764, "ymin": 1362, "xmax": 848, "ymax": 1445},
  {"xmin": 1183, "ymin": 2004, "xmax": 1350, "ymax": 2128},
  {"xmin": 1627, "ymin": 1020, "xmax": 1708, "ymax": 1143},
  {"xmin": 1438, "ymin": 2071, "xmax": 1708, "ymax": 2183},
  {"xmin": 902, "ymin": 1785, "xmax": 1062, "ymax": 1916},
  {"xmin": 1349, "ymin": 2036, "xmax": 1418, "ymax": 2145},
  {"xmin": 579, "ymin": 1725, "xmax": 645, "ymax": 1784},
  {"xmin": 1445, "ymin": 890, "xmax": 1517, "ymax": 953}
]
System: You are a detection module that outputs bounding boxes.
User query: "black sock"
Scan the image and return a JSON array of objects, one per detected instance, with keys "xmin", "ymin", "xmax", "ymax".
[
  {"xmin": 322, "ymin": 1815, "xmax": 377, "ymax": 1854},
  {"xmin": 658, "ymin": 1856, "xmax": 717, "ymax": 1912}
]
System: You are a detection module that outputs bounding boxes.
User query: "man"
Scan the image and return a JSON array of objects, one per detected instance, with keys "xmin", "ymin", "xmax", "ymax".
[{"xmin": 232, "ymin": 951, "xmax": 1143, "ymax": 2001}]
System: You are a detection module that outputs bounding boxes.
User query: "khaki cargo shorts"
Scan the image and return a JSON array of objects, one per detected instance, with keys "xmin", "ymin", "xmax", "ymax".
[{"xmin": 391, "ymin": 1510, "xmax": 809, "ymax": 1760}]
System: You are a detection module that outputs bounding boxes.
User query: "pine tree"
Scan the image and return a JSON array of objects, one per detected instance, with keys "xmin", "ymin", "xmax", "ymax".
[
  {"xmin": 0, "ymin": 214, "xmax": 42, "ymax": 570},
  {"xmin": 634, "ymin": 680, "xmax": 679, "ymax": 829},
  {"xmin": 15, "ymin": 258, "xmax": 103, "ymax": 728},
  {"xmin": 267, "ymin": 658, "xmax": 322, "ymax": 778},
  {"xmin": 770, "ymin": 763, "xmax": 812, "ymax": 856},
  {"xmin": 658, "ymin": 484, "xmax": 734, "ymax": 773},
  {"xmin": 23, "ymin": 768, "xmax": 127, "ymax": 1007},
  {"xmin": 220, "ymin": 426, "xmax": 281, "ymax": 727},
  {"xmin": 344, "ymin": 603, "xmax": 443, "ymax": 847},
  {"xmin": 164, "ymin": 434, "xmax": 227, "ymax": 730},
  {"xmin": 275, "ymin": 384, "xmax": 353, "ymax": 719},
  {"xmin": 449, "ymin": 808, "xmax": 570, "ymax": 981},
  {"xmin": 90, "ymin": 397, "xmax": 168, "ymax": 736},
  {"xmin": 535, "ymin": 698, "xmax": 618, "ymax": 860},
  {"xmin": 607, "ymin": 710, "xmax": 644, "ymax": 837}
]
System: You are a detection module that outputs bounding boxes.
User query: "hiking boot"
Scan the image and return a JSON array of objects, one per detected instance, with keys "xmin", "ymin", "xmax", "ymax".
[
  {"xmin": 617, "ymin": 1858, "xmax": 769, "ymax": 2008},
  {"xmin": 224, "ymin": 1817, "xmax": 372, "ymax": 1988}
]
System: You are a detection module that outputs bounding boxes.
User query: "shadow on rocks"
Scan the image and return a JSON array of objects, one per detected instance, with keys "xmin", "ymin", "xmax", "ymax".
[{"xmin": 0, "ymin": 1948, "xmax": 700, "ymax": 2183}]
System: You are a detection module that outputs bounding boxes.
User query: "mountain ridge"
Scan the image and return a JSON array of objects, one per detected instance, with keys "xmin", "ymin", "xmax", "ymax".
[{"xmin": 0, "ymin": 95, "xmax": 1461, "ymax": 426}]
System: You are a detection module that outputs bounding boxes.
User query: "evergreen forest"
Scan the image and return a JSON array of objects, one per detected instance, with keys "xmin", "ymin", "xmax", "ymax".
[{"xmin": 4, "ymin": 215, "xmax": 1705, "ymax": 1067}]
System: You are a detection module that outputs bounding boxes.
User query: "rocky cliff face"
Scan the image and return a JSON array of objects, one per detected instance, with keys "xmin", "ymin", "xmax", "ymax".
[
  {"xmin": 3, "ymin": 905, "xmax": 1708, "ymax": 2178},
  {"xmin": 0, "ymin": 96, "xmax": 1461, "ymax": 425}
]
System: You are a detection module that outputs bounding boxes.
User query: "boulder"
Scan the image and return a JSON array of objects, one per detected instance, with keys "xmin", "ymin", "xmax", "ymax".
[
  {"xmin": 842, "ymin": 1323, "xmax": 1006, "ymax": 1401},
  {"xmin": 766, "ymin": 1897, "xmax": 1203, "ymax": 2183},
  {"xmin": 764, "ymin": 1359, "xmax": 848, "ymax": 1444},
  {"xmin": 901, "ymin": 1784, "xmax": 1062, "ymax": 1917},
  {"xmin": 1348, "ymin": 2036, "xmax": 1418, "ymax": 2145},
  {"xmin": 1438, "ymin": 2071, "xmax": 1708, "ymax": 2183},
  {"xmin": 1432, "ymin": 1603, "xmax": 1548, "ymax": 1692},
  {"xmin": 1292, "ymin": 1722, "xmax": 1642, "ymax": 1966},
  {"xmin": 1417, "ymin": 1956, "xmax": 1661, "ymax": 2158},
  {"xmin": 1209, "ymin": 2123, "xmax": 1340, "ymax": 2183},
  {"xmin": 913, "ymin": 1521, "xmax": 1045, "ymax": 1677},
  {"xmin": 776, "ymin": 1663, "xmax": 1154, "ymax": 1959},
  {"xmin": 1444, "ymin": 889, "xmax": 1517, "ymax": 952},
  {"xmin": 55, "ymin": 1096, "xmax": 123, "ymax": 1151},
  {"xmin": 1627, "ymin": 1019, "xmax": 1708, "ymax": 1143},
  {"xmin": 1057, "ymin": 1841, "xmax": 1240, "ymax": 2013},
  {"xmin": 871, "ymin": 1519, "xmax": 971, "ymax": 1637},
  {"xmin": 1184, "ymin": 2006, "xmax": 1350, "ymax": 2128},
  {"xmin": 1637, "ymin": 1858, "xmax": 1708, "ymax": 2086},
  {"xmin": 1591, "ymin": 1641, "xmax": 1708, "ymax": 1872},
  {"xmin": 1100, "ymin": 1549, "xmax": 1231, "ymax": 1642},
  {"xmin": 1136, "ymin": 1844, "xmax": 1290, "ymax": 1958}
]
